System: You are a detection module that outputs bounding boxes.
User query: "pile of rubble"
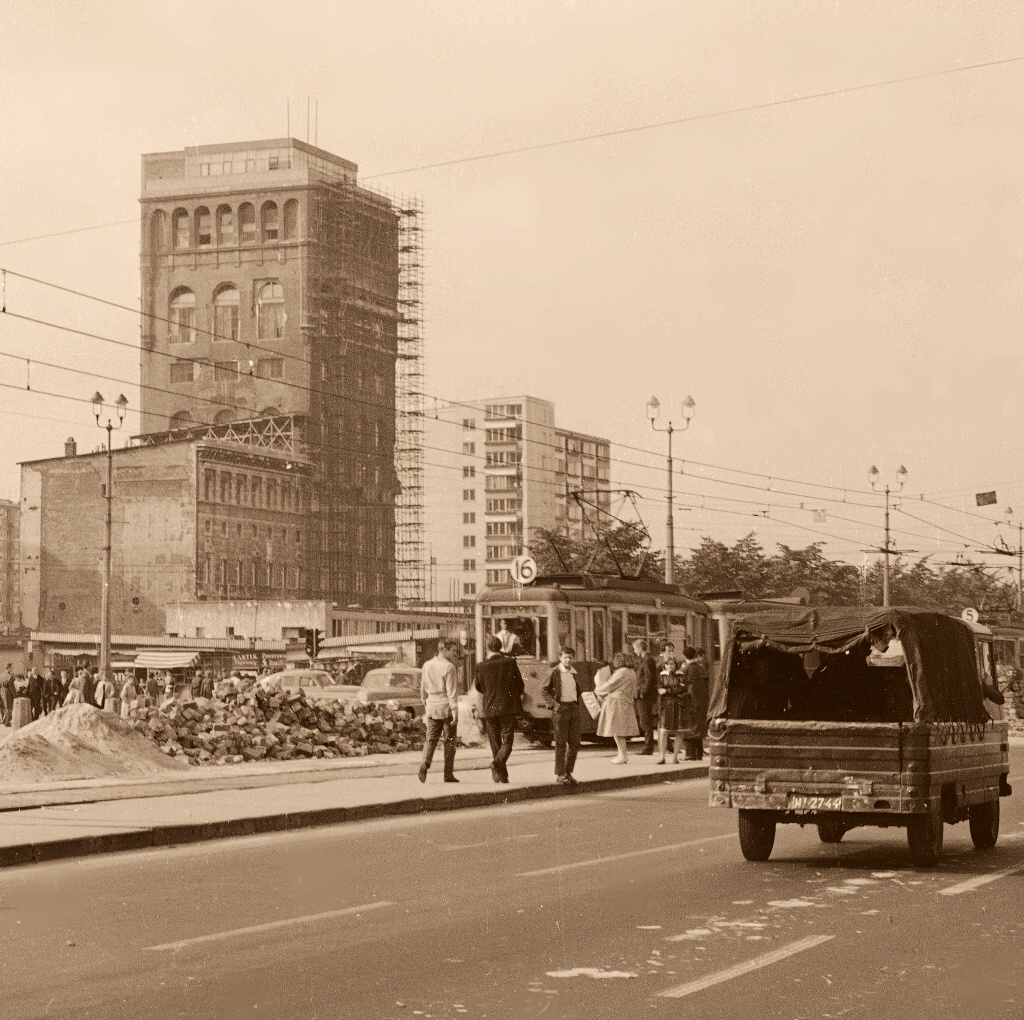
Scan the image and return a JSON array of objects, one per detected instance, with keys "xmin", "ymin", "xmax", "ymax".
[{"xmin": 125, "ymin": 675, "xmax": 425, "ymax": 765}]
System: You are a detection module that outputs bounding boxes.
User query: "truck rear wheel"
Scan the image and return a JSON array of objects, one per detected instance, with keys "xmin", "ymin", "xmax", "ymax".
[
  {"xmin": 907, "ymin": 802, "xmax": 943, "ymax": 867},
  {"xmin": 968, "ymin": 798, "xmax": 999, "ymax": 850},
  {"xmin": 738, "ymin": 810, "xmax": 776, "ymax": 861},
  {"xmin": 816, "ymin": 818, "xmax": 846, "ymax": 844}
]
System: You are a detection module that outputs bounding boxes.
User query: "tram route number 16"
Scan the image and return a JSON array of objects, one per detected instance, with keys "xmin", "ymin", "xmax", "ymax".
[{"xmin": 510, "ymin": 555, "xmax": 538, "ymax": 585}]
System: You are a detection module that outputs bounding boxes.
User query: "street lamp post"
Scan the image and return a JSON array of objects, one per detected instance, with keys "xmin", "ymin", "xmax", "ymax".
[
  {"xmin": 868, "ymin": 464, "xmax": 907, "ymax": 608},
  {"xmin": 92, "ymin": 392, "xmax": 128, "ymax": 680},
  {"xmin": 647, "ymin": 395, "xmax": 695, "ymax": 585}
]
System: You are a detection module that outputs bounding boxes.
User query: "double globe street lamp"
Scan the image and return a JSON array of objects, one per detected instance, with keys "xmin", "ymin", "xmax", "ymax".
[
  {"xmin": 868, "ymin": 463, "xmax": 907, "ymax": 608},
  {"xmin": 647, "ymin": 394, "xmax": 696, "ymax": 585},
  {"xmin": 92, "ymin": 392, "xmax": 129, "ymax": 681}
]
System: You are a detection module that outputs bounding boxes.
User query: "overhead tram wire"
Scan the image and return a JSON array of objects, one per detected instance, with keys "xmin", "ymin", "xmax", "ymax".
[{"xmin": 0, "ymin": 218, "xmax": 139, "ymax": 248}]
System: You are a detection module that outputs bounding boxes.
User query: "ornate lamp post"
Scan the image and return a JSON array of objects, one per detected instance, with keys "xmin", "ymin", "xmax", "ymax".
[
  {"xmin": 92, "ymin": 392, "xmax": 128, "ymax": 680},
  {"xmin": 647, "ymin": 394, "xmax": 695, "ymax": 585}
]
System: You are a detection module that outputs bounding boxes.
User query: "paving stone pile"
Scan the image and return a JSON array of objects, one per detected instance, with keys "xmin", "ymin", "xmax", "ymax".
[{"xmin": 126, "ymin": 676, "xmax": 425, "ymax": 765}]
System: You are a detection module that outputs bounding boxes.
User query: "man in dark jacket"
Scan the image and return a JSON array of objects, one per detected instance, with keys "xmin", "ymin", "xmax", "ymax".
[
  {"xmin": 680, "ymin": 646, "xmax": 710, "ymax": 760},
  {"xmin": 28, "ymin": 669, "xmax": 44, "ymax": 720},
  {"xmin": 631, "ymin": 638, "xmax": 660, "ymax": 755},
  {"xmin": 82, "ymin": 671, "xmax": 98, "ymax": 708},
  {"xmin": 474, "ymin": 636, "xmax": 525, "ymax": 783}
]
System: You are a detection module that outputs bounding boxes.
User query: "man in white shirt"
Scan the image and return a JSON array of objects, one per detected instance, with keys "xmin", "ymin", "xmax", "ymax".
[
  {"xmin": 542, "ymin": 646, "xmax": 581, "ymax": 785},
  {"xmin": 418, "ymin": 639, "xmax": 460, "ymax": 783}
]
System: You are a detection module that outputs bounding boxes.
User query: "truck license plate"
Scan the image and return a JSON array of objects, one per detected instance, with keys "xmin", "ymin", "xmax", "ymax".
[{"xmin": 788, "ymin": 795, "xmax": 841, "ymax": 812}]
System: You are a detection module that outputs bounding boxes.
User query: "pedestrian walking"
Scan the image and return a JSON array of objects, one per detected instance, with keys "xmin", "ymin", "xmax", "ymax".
[
  {"xmin": 82, "ymin": 671, "xmax": 98, "ymax": 707},
  {"xmin": 543, "ymin": 646, "xmax": 581, "ymax": 785},
  {"xmin": 0, "ymin": 664, "xmax": 14, "ymax": 726},
  {"xmin": 631, "ymin": 638, "xmax": 660, "ymax": 755},
  {"xmin": 146, "ymin": 673, "xmax": 161, "ymax": 702},
  {"xmin": 94, "ymin": 673, "xmax": 115, "ymax": 711},
  {"xmin": 64, "ymin": 670, "xmax": 86, "ymax": 706},
  {"xmin": 474, "ymin": 635, "xmax": 525, "ymax": 783},
  {"xmin": 42, "ymin": 670, "xmax": 61, "ymax": 715},
  {"xmin": 679, "ymin": 646, "xmax": 709, "ymax": 760},
  {"xmin": 57, "ymin": 670, "xmax": 71, "ymax": 708},
  {"xmin": 418, "ymin": 639, "xmax": 460, "ymax": 783},
  {"xmin": 199, "ymin": 671, "xmax": 214, "ymax": 700},
  {"xmin": 119, "ymin": 675, "xmax": 138, "ymax": 717},
  {"xmin": 28, "ymin": 670, "xmax": 44, "ymax": 720},
  {"xmin": 595, "ymin": 651, "xmax": 640, "ymax": 763},
  {"xmin": 656, "ymin": 647, "xmax": 686, "ymax": 765}
]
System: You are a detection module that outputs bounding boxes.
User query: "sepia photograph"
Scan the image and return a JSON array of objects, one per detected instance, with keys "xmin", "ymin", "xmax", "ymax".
[{"xmin": 0, "ymin": 1, "xmax": 1021, "ymax": 1016}]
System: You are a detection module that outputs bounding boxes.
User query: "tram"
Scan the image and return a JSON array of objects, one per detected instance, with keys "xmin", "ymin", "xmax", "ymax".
[{"xmin": 474, "ymin": 574, "xmax": 713, "ymax": 743}]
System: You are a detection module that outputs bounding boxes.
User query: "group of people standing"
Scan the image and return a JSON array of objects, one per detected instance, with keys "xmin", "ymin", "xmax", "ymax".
[{"xmin": 414, "ymin": 636, "xmax": 710, "ymax": 789}]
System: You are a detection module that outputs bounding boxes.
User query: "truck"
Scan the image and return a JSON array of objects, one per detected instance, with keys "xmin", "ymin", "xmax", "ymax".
[{"xmin": 707, "ymin": 607, "xmax": 1011, "ymax": 867}]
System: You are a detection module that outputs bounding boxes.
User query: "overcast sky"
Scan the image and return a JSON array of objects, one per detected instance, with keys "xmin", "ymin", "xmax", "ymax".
[{"xmin": 1, "ymin": 0, "xmax": 1023, "ymax": 580}]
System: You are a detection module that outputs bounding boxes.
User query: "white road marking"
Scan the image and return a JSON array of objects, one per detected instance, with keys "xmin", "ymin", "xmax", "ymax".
[
  {"xmin": 446, "ymin": 833, "xmax": 539, "ymax": 850},
  {"xmin": 939, "ymin": 864, "xmax": 1024, "ymax": 896},
  {"xmin": 658, "ymin": 934, "xmax": 835, "ymax": 998},
  {"xmin": 143, "ymin": 900, "xmax": 394, "ymax": 951},
  {"xmin": 517, "ymin": 833, "xmax": 733, "ymax": 877}
]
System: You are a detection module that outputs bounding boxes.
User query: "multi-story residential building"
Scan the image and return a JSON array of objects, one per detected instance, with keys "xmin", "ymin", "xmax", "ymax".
[
  {"xmin": 423, "ymin": 396, "xmax": 611, "ymax": 604},
  {"xmin": 0, "ymin": 499, "xmax": 20, "ymax": 635},
  {"xmin": 137, "ymin": 137, "xmax": 417, "ymax": 607}
]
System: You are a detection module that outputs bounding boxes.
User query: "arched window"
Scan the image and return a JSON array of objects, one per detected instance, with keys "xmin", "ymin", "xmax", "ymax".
[
  {"xmin": 257, "ymin": 282, "xmax": 284, "ymax": 339},
  {"xmin": 150, "ymin": 209, "xmax": 166, "ymax": 253},
  {"xmin": 283, "ymin": 199, "xmax": 299, "ymax": 241},
  {"xmin": 169, "ymin": 288, "xmax": 196, "ymax": 343},
  {"xmin": 214, "ymin": 409, "xmax": 235, "ymax": 424},
  {"xmin": 239, "ymin": 203, "xmax": 256, "ymax": 244},
  {"xmin": 195, "ymin": 206, "xmax": 212, "ymax": 247},
  {"xmin": 169, "ymin": 410, "xmax": 193, "ymax": 429},
  {"xmin": 216, "ymin": 205, "xmax": 235, "ymax": 246},
  {"xmin": 260, "ymin": 406, "xmax": 281, "ymax": 417},
  {"xmin": 213, "ymin": 286, "xmax": 239, "ymax": 342},
  {"xmin": 172, "ymin": 208, "xmax": 190, "ymax": 249},
  {"xmin": 261, "ymin": 201, "xmax": 279, "ymax": 242}
]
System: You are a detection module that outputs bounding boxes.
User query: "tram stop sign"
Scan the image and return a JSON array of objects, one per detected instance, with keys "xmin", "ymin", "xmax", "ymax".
[{"xmin": 510, "ymin": 555, "xmax": 538, "ymax": 585}]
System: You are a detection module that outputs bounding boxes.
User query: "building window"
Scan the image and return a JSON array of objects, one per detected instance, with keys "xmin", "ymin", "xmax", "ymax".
[
  {"xmin": 261, "ymin": 202, "xmax": 279, "ymax": 242},
  {"xmin": 463, "ymin": 418, "xmax": 475, "ymax": 430},
  {"xmin": 170, "ymin": 361, "xmax": 194, "ymax": 383},
  {"xmin": 281, "ymin": 482, "xmax": 292, "ymax": 510},
  {"xmin": 283, "ymin": 199, "xmax": 299, "ymax": 240},
  {"xmin": 266, "ymin": 479, "xmax": 278, "ymax": 508},
  {"xmin": 463, "ymin": 466, "xmax": 475, "ymax": 478},
  {"xmin": 463, "ymin": 489, "xmax": 475, "ymax": 501},
  {"xmin": 235, "ymin": 475, "xmax": 247, "ymax": 504},
  {"xmin": 214, "ymin": 360, "xmax": 237, "ymax": 381},
  {"xmin": 169, "ymin": 289, "xmax": 196, "ymax": 343},
  {"xmin": 463, "ymin": 559, "xmax": 476, "ymax": 571},
  {"xmin": 170, "ymin": 410, "xmax": 193, "ymax": 430},
  {"xmin": 257, "ymin": 282, "xmax": 285, "ymax": 339},
  {"xmin": 463, "ymin": 583, "xmax": 477, "ymax": 596},
  {"xmin": 463, "ymin": 442, "xmax": 475, "ymax": 455},
  {"xmin": 216, "ymin": 205, "xmax": 235, "ymax": 246},
  {"xmin": 296, "ymin": 529, "xmax": 302, "ymax": 545},
  {"xmin": 203, "ymin": 469, "xmax": 215, "ymax": 501},
  {"xmin": 150, "ymin": 209, "xmax": 166, "ymax": 253},
  {"xmin": 256, "ymin": 357, "xmax": 284, "ymax": 379},
  {"xmin": 463, "ymin": 535, "xmax": 476, "ymax": 547},
  {"xmin": 463, "ymin": 512, "xmax": 475, "ymax": 524},
  {"xmin": 172, "ymin": 208, "xmax": 190, "ymax": 249},
  {"xmin": 236, "ymin": 560, "xmax": 244, "ymax": 585},
  {"xmin": 203, "ymin": 554, "xmax": 211, "ymax": 583},
  {"xmin": 250, "ymin": 477, "xmax": 262, "ymax": 506},
  {"xmin": 239, "ymin": 202, "xmax": 256, "ymax": 244},
  {"xmin": 195, "ymin": 207, "xmax": 212, "ymax": 247},
  {"xmin": 213, "ymin": 286, "xmax": 239, "ymax": 342}
]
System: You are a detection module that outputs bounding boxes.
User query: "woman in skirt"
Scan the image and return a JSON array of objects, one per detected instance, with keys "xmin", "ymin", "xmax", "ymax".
[
  {"xmin": 595, "ymin": 652, "xmax": 639, "ymax": 763},
  {"xmin": 656, "ymin": 657, "xmax": 688, "ymax": 764}
]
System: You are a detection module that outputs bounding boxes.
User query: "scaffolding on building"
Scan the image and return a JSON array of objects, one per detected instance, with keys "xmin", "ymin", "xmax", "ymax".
[{"xmin": 303, "ymin": 172, "xmax": 424, "ymax": 608}]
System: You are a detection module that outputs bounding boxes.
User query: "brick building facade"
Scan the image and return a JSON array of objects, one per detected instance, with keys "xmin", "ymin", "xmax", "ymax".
[{"xmin": 0, "ymin": 500, "xmax": 20, "ymax": 635}]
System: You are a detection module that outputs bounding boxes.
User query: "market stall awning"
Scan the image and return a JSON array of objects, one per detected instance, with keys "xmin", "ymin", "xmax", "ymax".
[{"xmin": 134, "ymin": 650, "xmax": 199, "ymax": 670}]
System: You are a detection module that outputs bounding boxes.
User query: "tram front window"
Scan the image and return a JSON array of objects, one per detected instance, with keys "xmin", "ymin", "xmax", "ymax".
[{"xmin": 491, "ymin": 615, "xmax": 547, "ymax": 659}]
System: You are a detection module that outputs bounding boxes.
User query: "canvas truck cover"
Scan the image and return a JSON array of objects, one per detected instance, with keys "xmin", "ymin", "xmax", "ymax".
[{"xmin": 711, "ymin": 606, "xmax": 988, "ymax": 723}]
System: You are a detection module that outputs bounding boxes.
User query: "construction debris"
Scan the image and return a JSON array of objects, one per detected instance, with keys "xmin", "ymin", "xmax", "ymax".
[{"xmin": 125, "ymin": 675, "xmax": 425, "ymax": 765}]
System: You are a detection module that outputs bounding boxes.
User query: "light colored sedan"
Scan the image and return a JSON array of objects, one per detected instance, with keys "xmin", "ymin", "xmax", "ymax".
[
  {"xmin": 258, "ymin": 669, "xmax": 360, "ymax": 703},
  {"xmin": 358, "ymin": 665, "xmax": 423, "ymax": 714}
]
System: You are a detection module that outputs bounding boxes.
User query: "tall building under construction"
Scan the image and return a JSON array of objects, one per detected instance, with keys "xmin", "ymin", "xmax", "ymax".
[{"xmin": 136, "ymin": 138, "xmax": 424, "ymax": 608}]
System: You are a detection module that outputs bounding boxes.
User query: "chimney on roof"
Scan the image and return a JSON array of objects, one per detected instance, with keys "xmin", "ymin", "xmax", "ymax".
[{"xmin": 64, "ymin": 437, "xmax": 77, "ymax": 457}]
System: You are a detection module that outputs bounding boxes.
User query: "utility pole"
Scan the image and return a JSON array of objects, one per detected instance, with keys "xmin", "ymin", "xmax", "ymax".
[
  {"xmin": 92, "ymin": 392, "xmax": 128, "ymax": 680},
  {"xmin": 647, "ymin": 394, "xmax": 695, "ymax": 585},
  {"xmin": 869, "ymin": 464, "xmax": 907, "ymax": 607}
]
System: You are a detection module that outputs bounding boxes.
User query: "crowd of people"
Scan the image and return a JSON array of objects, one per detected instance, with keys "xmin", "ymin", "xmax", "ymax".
[{"xmin": 415, "ymin": 637, "xmax": 710, "ymax": 787}]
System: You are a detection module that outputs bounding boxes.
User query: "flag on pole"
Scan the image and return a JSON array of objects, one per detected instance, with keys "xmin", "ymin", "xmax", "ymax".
[{"xmin": 975, "ymin": 491, "xmax": 997, "ymax": 507}]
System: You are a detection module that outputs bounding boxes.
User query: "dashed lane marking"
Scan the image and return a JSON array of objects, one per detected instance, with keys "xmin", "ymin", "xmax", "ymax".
[
  {"xmin": 143, "ymin": 901, "xmax": 394, "ymax": 951},
  {"xmin": 939, "ymin": 862, "xmax": 1024, "ymax": 896},
  {"xmin": 517, "ymin": 833, "xmax": 734, "ymax": 877},
  {"xmin": 658, "ymin": 934, "xmax": 835, "ymax": 999}
]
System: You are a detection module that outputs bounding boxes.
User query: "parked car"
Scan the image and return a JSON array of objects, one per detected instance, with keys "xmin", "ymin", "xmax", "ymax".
[
  {"xmin": 358, "ymin": 665, "xmax": 423, "ymax": 714},
  {"xmin": 258, "ymin": 669, "xmax": 360, "ymax": 703}
]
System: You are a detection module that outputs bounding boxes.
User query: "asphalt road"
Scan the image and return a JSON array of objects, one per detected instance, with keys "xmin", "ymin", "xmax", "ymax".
[{"xmin": 1, "ymin": 768, "xmax": 1022, "ymax": 1019}]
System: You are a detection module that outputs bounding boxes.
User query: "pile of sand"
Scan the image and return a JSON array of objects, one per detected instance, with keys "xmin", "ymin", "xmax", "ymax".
[{"xmin": 0, "ymin": 704, "xmax": 189, "ymax": 784}]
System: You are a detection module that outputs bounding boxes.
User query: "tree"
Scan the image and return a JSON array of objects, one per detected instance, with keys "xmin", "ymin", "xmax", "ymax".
[{"xmin": 530, "ymin": 523, "xmax": 659, "ymax": 579}]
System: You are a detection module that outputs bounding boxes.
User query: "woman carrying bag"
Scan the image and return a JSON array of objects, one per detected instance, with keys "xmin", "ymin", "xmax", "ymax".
[{"xmin": 594, "ymin": 652, "xmax": 640, "ymax": 764}]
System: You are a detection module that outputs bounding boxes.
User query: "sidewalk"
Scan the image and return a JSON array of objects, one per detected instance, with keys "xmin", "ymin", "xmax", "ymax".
[{"xmin": 0, "ymin": 746, "xmax": 709, "ymax": 868}]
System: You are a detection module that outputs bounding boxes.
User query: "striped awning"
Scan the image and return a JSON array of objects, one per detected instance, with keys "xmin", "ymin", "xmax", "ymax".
[{"xmin": 134, "ymin": 650, "xmax": 200, "ymax": 670}]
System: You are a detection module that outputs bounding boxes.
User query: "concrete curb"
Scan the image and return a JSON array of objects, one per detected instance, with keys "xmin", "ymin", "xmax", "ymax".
[{"xmin": 0, "ymin": 765, "xmax": 709, "ymax": 869}]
